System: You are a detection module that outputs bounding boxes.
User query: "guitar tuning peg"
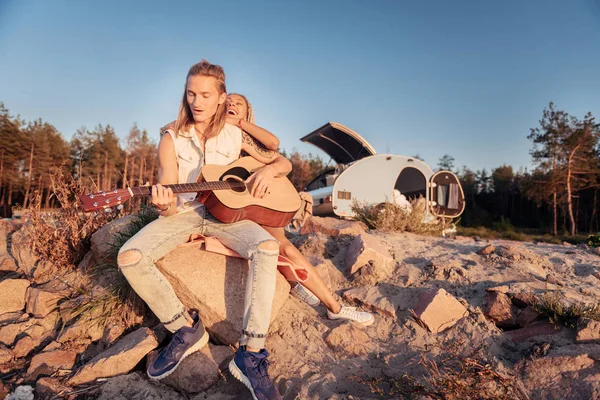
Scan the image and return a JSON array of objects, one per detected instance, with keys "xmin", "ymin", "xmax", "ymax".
[
  {"xmin": 117, "ymin": 205, "xmax": 124, "ymax": 210},
  {"xmin": 104, "ymin": 207, "xmax": 112, "ymax": 213}
]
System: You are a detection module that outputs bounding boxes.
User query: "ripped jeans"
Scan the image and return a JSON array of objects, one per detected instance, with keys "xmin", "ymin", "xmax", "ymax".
[{"xmin": 117, "ymin": 203, "xmax": 279, "ymax": 349}]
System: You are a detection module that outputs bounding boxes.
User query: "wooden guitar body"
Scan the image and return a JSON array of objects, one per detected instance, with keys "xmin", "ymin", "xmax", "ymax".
[{"xmin": 201, "ymin": 157, "xmax": 302, "ymax": 228}]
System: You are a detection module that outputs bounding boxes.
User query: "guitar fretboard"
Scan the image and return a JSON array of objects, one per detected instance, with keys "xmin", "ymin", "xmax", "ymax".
[{"xmin": 129, "ymin": 181, "xmax": 245, "ymax": 196}]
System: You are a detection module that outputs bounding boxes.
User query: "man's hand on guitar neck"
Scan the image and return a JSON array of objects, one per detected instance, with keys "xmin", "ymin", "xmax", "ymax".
[
  {"xmin": 151, "ymin": 184, "xmax": 177, "ymax": 216},
  {"xmin": 246, "ymin": 164, "xmax": 276, "ymax": 198}
]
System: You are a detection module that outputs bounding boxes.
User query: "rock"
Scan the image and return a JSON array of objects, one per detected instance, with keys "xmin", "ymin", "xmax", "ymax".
[
  {"xmin": 26, "ymin": 350, "xmax": 78, "ymax": 381},
  {"xmin": 395, "ymin": 263, "xmax": 422, "ymax": 287},
  {"xmin": 5, "ymin": 385, "xmax": 34, "ymax": 400},
  {"xmin": 576, "ymin": 318, "xmax": 600, "ymax": 343},
  {"xmin": 10, "ymin": 228, "xmax": 38, "ymax": 276},
  {"xmin": 35, "ymin": 377, "xmax": 71, "ymax": 399},
  {"xmin": 68, "ymin": 327, "xmax": 161, "ymax": 385},
  {"xmin": 477, "ymin": 244, "xmax": 495, "ymax": 255},
  {"xmin": 0, "ymin": 381, "xmax": 8, "ymax": 400},
  {"xmin": 484, "ymin": 291, "xmax": 517, "ymax": 329},
  {"xmin": 516, "ymin": 306, "xmax": 543, "ymax": 328},
  {"xmin": 157, "ymin": 343, "xmax": 232, "ymax": 393},
  {"xmin": 12, "ymin": 336, "xmax": 36, "ymax": 359},
  {"xmin": 345, "ymin": 234, "xmax": 394, "ymax": 275},
  {"xmin": 41, "ymin": 341, "xmax": 62, "ymax": 352},
  {"xmin": 505, "ymin": 321, "xmax": 562, "ymax": 343},
  {"xmin": 0, "ymin": 344, "xmax": 13, "ymax": 364},
  {"xmin": 156, "ymin": 245, "xmax": 290, "ymax": 346},
  {"xmin": 546, "ymin": 273, "xmax": 564, "ymax": 287},
  {"xmin": 57, "ymin": 315, "xmax": 105, "ymax": 344},
  {"xmin": 97, "ymin": 372, "xmax": 185, "ymax": 400},
  {"xmin": 514, "ymin": 345, "xmax": 600, "ymax": 400},
  {"xmin": 0, "ymin": 312, "xmax": 28, "ymax": 326},
  {"xmin": 412, "ymin": 288, "xmax": 468, "ymax": 333},
  {"xmin": 25, "ymin": 288, "xmax": 62, "ymax": 318},
  {"xmin": 324, "ymin": 322, "xmax": 371, "ymax": 356},
  {"xmin": 496, "ymin": 245, "xmax": 547, "ymax": 278},
  {"xmin": 0, "ymin": 256, "xmax": 18, "ymax": 272},
  {"xmin": 342, "ymin": 285, "xmax": 415, "ymax": 319},
  {"xmin": 0, "ymin": 279, "xmax": 30, "ymax": 315},
  {"xmin": 90, "ymin": 215, "xmax": 137, "ymax": 262},
  {"xmin": 310, "ymin": 256, "xmax": 346, "ymax": 291},
  {"xmin": 300, "ymin": 216, "xmax": 366, "ymax": 237},
  {"xmin": 0, "ymin": 319, "xmax": 36, "ymax": 346},
  {"xmin": 486, "ymin": 285, "xmax": 510, "ymax": 294},
  {"xmin": 101, "ymin": 323, "xmax": 127, "ymax": 347},
  {"xmin": 12, "ymin": 313, "xmax": 59, "ymax": 358}
]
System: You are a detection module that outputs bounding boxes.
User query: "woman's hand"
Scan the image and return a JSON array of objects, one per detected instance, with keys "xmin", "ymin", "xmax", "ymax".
[
  {"xmin": 245, "ymin": 165, "xmax": 276, "ymax": 198},
  {"xmin": 226, "ymin": 115, "xmax": 242, "ymax": 128},
  {"xmin": 151, "ymin": 183, "xmax": 174, "ymax": 211}
]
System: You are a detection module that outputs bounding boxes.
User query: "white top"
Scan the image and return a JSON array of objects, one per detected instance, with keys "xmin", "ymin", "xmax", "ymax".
[{"xmin": 165, "ymin": 123, "xmax": 242, "ymax": 211}]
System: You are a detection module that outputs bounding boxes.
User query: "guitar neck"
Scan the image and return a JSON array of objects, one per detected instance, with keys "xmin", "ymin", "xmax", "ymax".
[{"xmin": 128, "ymin": 181, "xmax": 244, "ymax": 197}]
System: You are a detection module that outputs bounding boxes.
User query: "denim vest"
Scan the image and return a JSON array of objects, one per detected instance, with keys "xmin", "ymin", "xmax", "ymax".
[{"xmin": 165, "ymin": 123, "xmax": 242, "ymax": 210}]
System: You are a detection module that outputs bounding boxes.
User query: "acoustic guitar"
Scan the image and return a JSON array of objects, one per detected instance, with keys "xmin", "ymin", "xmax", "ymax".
[{"xmin": 79, "ymin": 157, "xmax": 302, "ymax": 228}]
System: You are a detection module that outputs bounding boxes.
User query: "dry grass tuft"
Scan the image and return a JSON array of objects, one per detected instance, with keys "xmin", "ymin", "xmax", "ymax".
[
  {"xmin": 531, "ymin": 291, "xmax": 600, "ymax": 328},
  {"xmin": 352, "ymin": 341, "xmax": 527, "ymax": 399},
  {"xmin": 351, "ymin": 198, "xmax": 447, "ymax": 235},
  {"xmin": 26, "ymin": 166, "xmax": 119, "ymax": 273}
]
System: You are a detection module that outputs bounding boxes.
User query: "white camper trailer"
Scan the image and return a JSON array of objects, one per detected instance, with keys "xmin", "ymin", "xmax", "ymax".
[{"xmin": 301, "ymin": 122, "xmax": 465, "ymax": 220}]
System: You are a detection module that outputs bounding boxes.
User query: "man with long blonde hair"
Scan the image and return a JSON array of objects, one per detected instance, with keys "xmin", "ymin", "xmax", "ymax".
[{"xmin": 117, "ymin": 60, "xmax": 288, "ymax": 400}]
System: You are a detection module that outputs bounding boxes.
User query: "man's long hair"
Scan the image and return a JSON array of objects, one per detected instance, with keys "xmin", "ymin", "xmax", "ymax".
[{"xmin": 174, "ymin": 60, "xmax": 227, "ymax": 139}]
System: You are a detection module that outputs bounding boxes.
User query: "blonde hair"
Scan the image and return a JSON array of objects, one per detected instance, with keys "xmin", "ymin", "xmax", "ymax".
[
  {"xmin": 229, "ymin": 93, "xmax": 255, "ymax": 125},
  {"xmin": 174, "ymin": 60, "xmax": 227, "ymax": 139}
]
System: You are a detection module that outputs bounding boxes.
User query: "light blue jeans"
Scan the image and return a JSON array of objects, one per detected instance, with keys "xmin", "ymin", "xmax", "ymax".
[{"xmin": 117, "ymin": 203, "xmax": 279, "ymax": 349}]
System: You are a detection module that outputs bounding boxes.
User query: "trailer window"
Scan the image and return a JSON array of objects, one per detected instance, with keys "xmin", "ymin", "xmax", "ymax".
[{"xmin": 394, "ymin": 167, "xmax": 427, "ymax": 200}]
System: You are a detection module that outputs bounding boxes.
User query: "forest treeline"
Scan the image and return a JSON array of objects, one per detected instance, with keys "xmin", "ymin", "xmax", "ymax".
[{"xmin": 1, "ymin": 101, "xmax": 598, "ymax": 236}]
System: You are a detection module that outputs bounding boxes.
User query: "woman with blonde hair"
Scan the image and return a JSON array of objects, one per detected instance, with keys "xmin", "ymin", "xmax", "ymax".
[
  {"xmin": 120, "ymin": 60, "xmax": 287, "ymax": 400},
  {"xmin": 225, "ymin": 93, "xmax": 374, "ymax": 325}
]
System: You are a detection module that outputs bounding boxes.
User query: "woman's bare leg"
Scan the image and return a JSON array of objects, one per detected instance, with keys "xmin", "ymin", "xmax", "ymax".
[{"xmin": 263, "ymin": 226, "xmax": 341, "ymax": 313}]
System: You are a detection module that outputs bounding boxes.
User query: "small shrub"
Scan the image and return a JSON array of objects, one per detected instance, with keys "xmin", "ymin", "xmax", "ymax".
[
  {"xmin": 492, "ymin": 216, "xmax": 515, "ymax": 233},
  {"xmin": 351, "ymin": 198, "xmax": 446, "ymax": 235},
  {"xmin": 585, "ymin": 233, "xmax": 600, "ymax": 247},
  {"xmin": 531, "ymin": 292, "xmax": 600, "ymax": 328},
  {"xmin": 26, "ymin": 166, "xmax": 119, "ymax": 273}
]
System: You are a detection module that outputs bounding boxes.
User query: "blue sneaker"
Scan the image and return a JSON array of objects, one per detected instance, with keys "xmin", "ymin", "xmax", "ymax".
[
  {"xmin": 147, "ymin": 316, "xmax": 209, "ymax": 380},
  {"xmin": 228, "ymin": 346, "xmax": 282, "ymax": 400}
]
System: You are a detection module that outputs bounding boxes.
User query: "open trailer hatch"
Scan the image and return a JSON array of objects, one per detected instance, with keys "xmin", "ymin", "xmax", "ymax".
[{"xmin": 300, "ymin": 122, "xmax": 376, "ymax": 165}]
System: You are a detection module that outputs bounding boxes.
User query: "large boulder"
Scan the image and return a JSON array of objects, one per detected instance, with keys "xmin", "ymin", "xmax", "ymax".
[
  {"xmin": 345, "ymin": 233, "xmax": 395, "ymax": 276},
  {"xmin": 68, "ymin": 327, "xmax": 162, "ymax": 385},
  {"xmin": 0, "ymin": 279, "xmax": 30, "ymax": 315},
  {"xmin": 300, "ymin": 216, "xmax": 366, "ymax": 237},
  {"xmin": 156, "ymin": 245, "xmax": 291, "ymax": 346},
  {"xmin": 90, "ymin": 215, "xmax": 137, "ymax": 262}
]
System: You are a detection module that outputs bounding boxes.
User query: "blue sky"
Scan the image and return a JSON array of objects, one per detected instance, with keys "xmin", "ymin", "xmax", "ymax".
[{"xmin": 1, "ymin": 0, "xmax": 599, "ymax": 172}]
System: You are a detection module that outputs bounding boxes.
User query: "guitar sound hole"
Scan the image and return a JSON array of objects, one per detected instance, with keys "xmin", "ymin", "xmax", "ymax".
[{"xmin": 224, "ymin": 177, "xmax": 246, "ymax": 193}]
